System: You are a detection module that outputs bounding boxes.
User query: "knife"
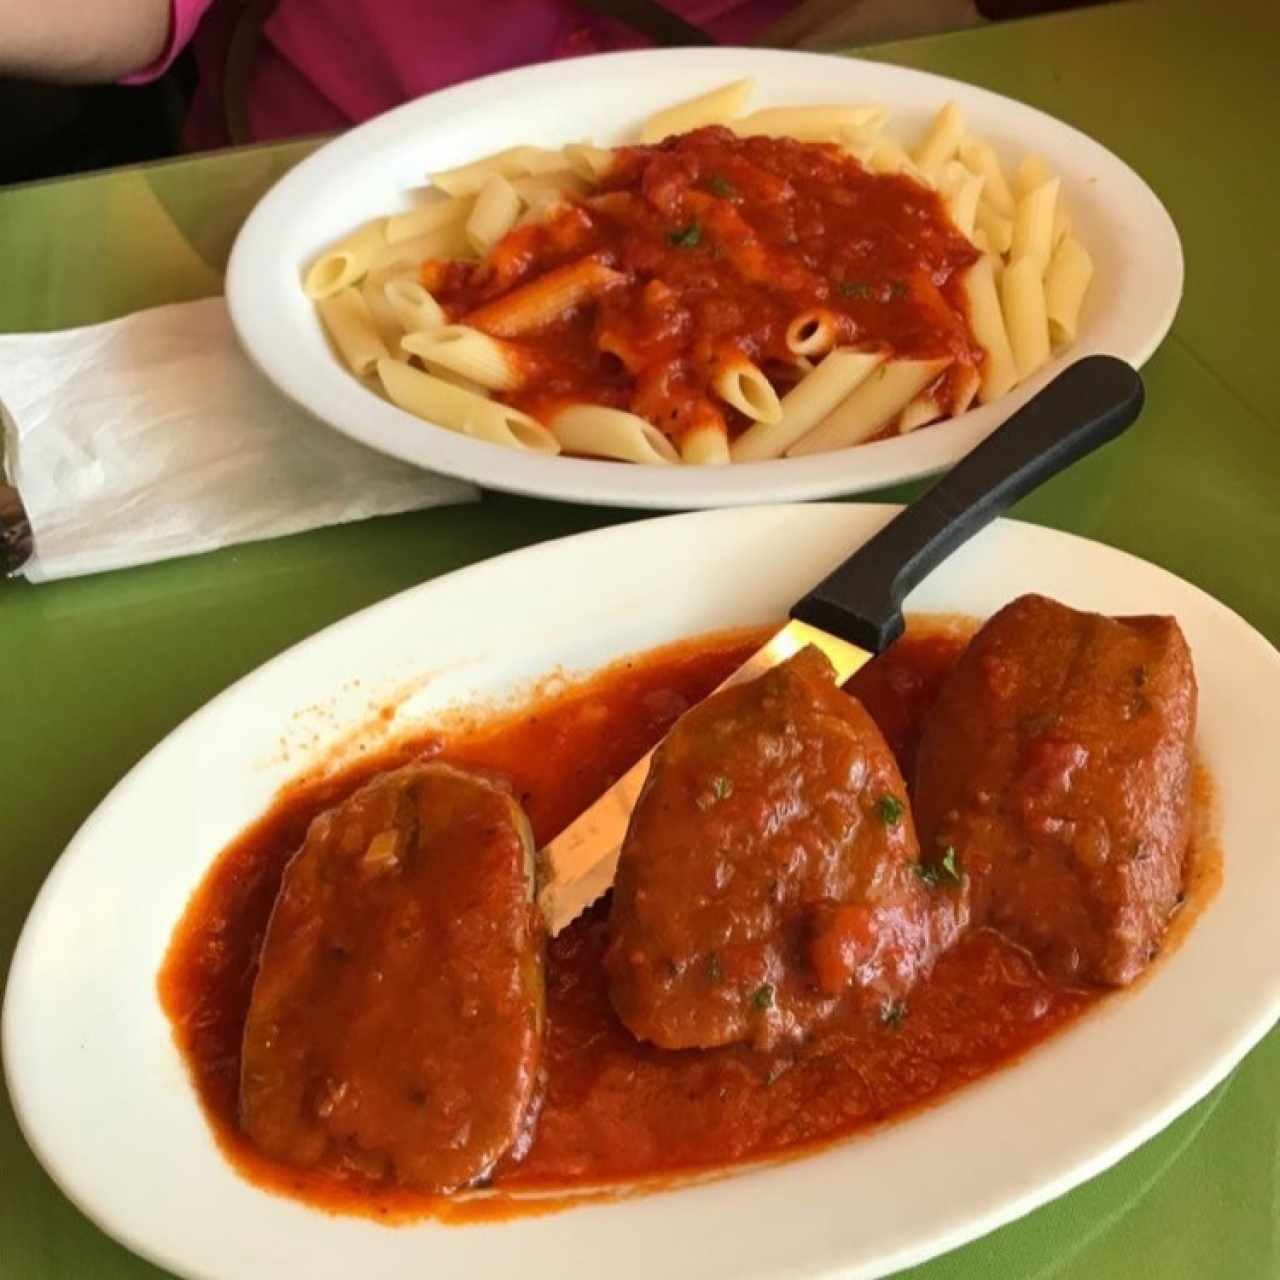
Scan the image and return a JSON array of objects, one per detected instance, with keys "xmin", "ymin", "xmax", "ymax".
[{"xmin": 536, "ymin": 354, "xmax": 1145, "ymax": 935}]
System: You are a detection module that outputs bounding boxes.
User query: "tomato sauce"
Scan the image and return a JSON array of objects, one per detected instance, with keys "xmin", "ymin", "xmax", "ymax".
[
  {"xmin": 425, "ymin": 129, "xmax": 982, "ymax": 444},
  {"xmin": 158, "ymin": 622, "xmax": 1119, "ymax": 1222}
]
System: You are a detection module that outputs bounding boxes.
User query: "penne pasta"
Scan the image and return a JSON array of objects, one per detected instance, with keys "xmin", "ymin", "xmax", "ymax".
[
  {"xmin": 514, "ymin": 190, "xmax": 573, "ymax": 230},
  {"xmin": 359, "ymin": 277, "xmax": 407, "ymax": 356},
  {"xmin": 1014, "ymin": 152, "xmax": 1052, "ymax": 200},
  {"xmin": 1000, "ymin": 256, "xmax": 1052, "ymax": 379},
  {"xmin": 914, "ymin": 102, "xmax": 965, "ymax": 182},
  {"xmin": 510, "ymin": 170, "xmax": 592, "ymax": 202},
  {"xmin": 465, "ymin": 258, "xmax": 627, "ymax": 337},
  {"xmin": 712, "ymin": 358, "xmax": 783, "ymax": 423},
  {"xmin": 551, "ymin": 405, "xmax": 679, "ymax": 464},
  {"xmin": 316, "ymin": 286, "xmax": 389, "ymax": 376},
  {"xmin": 897, "ymin": 395, "xmax": 941, "ymax": 434},
  {"xmin": 466, "ymin": 174, "xmax": 523, "ymax": 256},
  {"xmin": 788, "ymin": 357, "xmax": 952, "ymax": 456},
  {"xmin": 946, "ymin": 171, "xmax": 985, "ymax": 239},
  {"xmin": 950, "ymin": 363, "xmax": 982, "ymax": 416},
  {"xmin": 385, "ymin": 196, "xmax": 473, "ymax": 245},
  {"xmin": 376, "ymin": 358, "xmax": 559, "ymax": 453},
  {"xmin": 304, "ymin": 219, "xmax": 387, "ymax": 298},
  {"xmin": 785, "ymin": 309, "xmax": 840, "ymax": 357},
  {"xmin": 369, "ymin": 223, "xmax": 471, "ymax": 276},
  {"xmin": 400, "ymin": 325, "xmax": 528, "ymax": 391},
  {"xmin": 639, "ymin": 78, "xmax": 753, "ymax": 144},
  {"xmin": 731, "ymin": 348, "xmax": 885, "ymax": 462},
  {"xmin": 975, "ymin": 201, "xmax": 1014, "ymax": 255},
  {"xmin": 962, "ymin": 255, "xmax": 1019, "ymax": 404},
  {"xmin": 383, "ymin": 278, "xmax": 446, "ymax": 335},
  {"xmin": 1010, "ymin": 176, "xmax": 1061, "ymax": 277},
  {"xmin": 563, "ymin": 143, "xmax": 617, "ymax": 182},
  {"xmin": 867, "ymin": 137, "xmax": 930, "ymax": 184},
  {"xmin": 431, "ymin": 145, "xmax": 561, "ymax": 197},
  {"xmin": 1052, "ymin": 204, "xmax": 1072, "ymax": 249},
  {"xmin": 958, "ymin": 138, "xmax": 1016, "ymax": 216},
  {"xmin": 1044, "ymin": 235, "xmax": 1094, "ymax": 344},
  {"xmin": 680, "ymin": 422, "xmax": 732, "ymax": 466},
  {"xmin": 730, "ymin": 104, "xmax": 887, "ymax": 142}
]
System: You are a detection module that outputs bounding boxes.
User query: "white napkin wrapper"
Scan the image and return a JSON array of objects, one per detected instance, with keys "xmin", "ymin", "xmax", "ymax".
[{"xmin": 0, "ymin": 297, "xmax": 477, "ymax": 582}]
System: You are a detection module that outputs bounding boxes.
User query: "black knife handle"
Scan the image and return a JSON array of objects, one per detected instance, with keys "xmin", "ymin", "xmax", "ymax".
[{"xmin": 790, "ymin": 355, "xmax": 1145, "ymax": 651}]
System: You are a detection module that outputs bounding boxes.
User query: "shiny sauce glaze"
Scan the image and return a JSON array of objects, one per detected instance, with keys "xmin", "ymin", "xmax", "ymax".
[
  {"xmin": 425, "ymin": 129, "xmax": 982, "ymax": 444},
  {"xmin": 160, "ymin": 622, "xmax": 1205, "ymax": 1222}
]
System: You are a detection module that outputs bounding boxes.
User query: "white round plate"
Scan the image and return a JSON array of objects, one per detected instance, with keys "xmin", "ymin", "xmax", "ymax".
[
  {"xmin": 8, "ymin": 507, "xmax": 1276, "ymax": 1280},
  {"xmin": 226, "ymin": 50, "xmax": 1183, "ymax": 509}
]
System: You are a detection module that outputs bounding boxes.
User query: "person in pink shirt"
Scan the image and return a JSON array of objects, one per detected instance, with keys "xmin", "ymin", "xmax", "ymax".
[{"xmin": 1, "ymin": 0, "xmax": 794, "ymax": 150}]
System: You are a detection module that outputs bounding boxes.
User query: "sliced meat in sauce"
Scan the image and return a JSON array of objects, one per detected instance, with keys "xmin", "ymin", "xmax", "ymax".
[
  {"xmin": 606, "ymin": 647, "xmax": 968, "ymax": 1051},
  {"xmin": 240, "ymin": 762, "xmax": 544, "ymax": 1193},
  {"xmin": 913, "ymin": 594, "xmax": 1197, "ymax": 986}
]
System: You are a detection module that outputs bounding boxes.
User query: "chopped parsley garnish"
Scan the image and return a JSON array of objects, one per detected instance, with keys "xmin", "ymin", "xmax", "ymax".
[
  {"xmin": 668, "ymin": 222, "xmax": 702, "ymax": 248},
  {"xmin": 712, "ymin": 774, "xmax": 734, "ymax": 800},
  {"xmin": 752, "ymin": 983, "xmax": 775, "ymax": 1011},
  {"xmin": 916, "ymin": 846, "xmax": 962, "ymax": 886},
  {"xmin": 839, "ymin": 281, "xmax": 873, "ymax": 299},
  {"xmin": 707, "ymin": 952, "xmax": 722, "ymax": 983},
  {"xmin": 880, "ymin": 999, "xmax": 907, "ymax": 1029},
  {"xmin": 876, "ymin": 794, "xmax": 905, "ymax": 826},
  {"xmin": 888, "ymin": 280, "xmax": 909, "ymax": 300},
  {"xmin": 707, "ymin": 174, "xmax": 736, "ymax": 197}
]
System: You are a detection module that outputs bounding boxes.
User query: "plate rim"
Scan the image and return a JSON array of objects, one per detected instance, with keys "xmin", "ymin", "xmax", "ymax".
[{"xmin": 225, "ymin": 47, "xmax": 1185, "ymax": 510}]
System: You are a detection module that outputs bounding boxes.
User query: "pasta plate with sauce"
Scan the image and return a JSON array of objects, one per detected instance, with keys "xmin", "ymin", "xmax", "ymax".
[{"xmin": 226, "ymin": 48, "xmax": 1182, "ymax": 506}]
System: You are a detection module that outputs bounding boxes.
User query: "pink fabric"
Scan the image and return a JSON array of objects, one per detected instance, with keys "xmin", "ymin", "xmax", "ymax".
[{"xmin": 124, "ymin": 0, "xmax": 790, "ymax": 150}]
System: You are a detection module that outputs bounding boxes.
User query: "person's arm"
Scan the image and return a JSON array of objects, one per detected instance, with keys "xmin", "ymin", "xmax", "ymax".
[{"xmin": 0, "ymin": 0, "xmax": 171, "ymax": 82}]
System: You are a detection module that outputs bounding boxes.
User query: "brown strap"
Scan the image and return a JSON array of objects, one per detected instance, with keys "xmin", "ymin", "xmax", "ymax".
[{"xmin": 571, "ymin": 0, "xmax": 715, "ymax": 45}]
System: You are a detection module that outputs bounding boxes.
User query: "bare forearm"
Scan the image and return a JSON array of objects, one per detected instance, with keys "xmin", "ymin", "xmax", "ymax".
[{"xmin": 0, "ymin": 0, "xmax": 171, "ymax": 82}]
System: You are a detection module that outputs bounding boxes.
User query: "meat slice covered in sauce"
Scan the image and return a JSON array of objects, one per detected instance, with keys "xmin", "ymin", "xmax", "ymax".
[
  {"xmin": 240, "ymin": 762, "xmax": 544, "ymax": 1193},
  {"xmin": 606, "ymin": 647, "xmax": 968, "ymax": 1051},
  {"xmin": 914, "ymin": 594, "xmax": 1197, "ymax": 985}
]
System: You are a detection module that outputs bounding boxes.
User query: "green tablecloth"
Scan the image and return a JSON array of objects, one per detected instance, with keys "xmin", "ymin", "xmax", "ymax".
[{"xmin": 3, "ymin": 0, "xmax": 1277, "ymax": 1274}]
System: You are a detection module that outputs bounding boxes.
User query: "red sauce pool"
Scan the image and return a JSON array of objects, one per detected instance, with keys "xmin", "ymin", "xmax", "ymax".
[{"xmin": 159, "ymin": 623, "xmax": 1099, "ymax": 1221}]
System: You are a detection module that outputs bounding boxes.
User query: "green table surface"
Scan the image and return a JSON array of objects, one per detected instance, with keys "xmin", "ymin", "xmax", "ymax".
[{"xmin": 3, "ymin": 0, "xmax": 1278, "ymax": 1275}]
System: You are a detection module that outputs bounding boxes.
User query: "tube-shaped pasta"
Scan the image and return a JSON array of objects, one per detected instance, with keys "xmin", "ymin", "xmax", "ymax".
[
  {"xmin": 1010, "ymin": 177, "xmax": 1060, "ymax": 276},
  {"xmin": 563, "ymin": 143, "xmax": 617, "ymax": 182},
  {"xmin": 731, "ymin": 348, "xmax": 885, "ymax": 462},
  {"xmin": 1000, "ymin": 256, "xmax": 1051, "ymax": 380},
  {"xmin": 431, "ymin": 146, "xmax": 545, "ymax": 197},
  {"xmin": 466, "ymin": 174, "xmax": 523, "ymax": 255},
  {"xmin": 1044, "ymin": 236, "xmax": 1094, "ymax": 344},
  {"xmin": 897, "ymin": 395, "xmax": 941, "ymax": 434},
  {"xmin": 729, "ymin": 104, "xmax": 886, "ymax": 141},
  {"xmin": 369, "ymin": 223, "xmax": 471, "ymax": 276},
  {"xmin": 975, "ymin": 202, "xmax": 1014, "ymax": 255},
  {"xmin": 680, "ymin": 422, "xmax": 731, "ymax": 466},
  {"xmin": 303, "ymin": 220, "xmax": 387, "ymax": 298},
  {"xmin": 465, "ymin": 258, "xmax": 627, "ymax": 337},
  {"xmin": 1014, "ymin": 152, "xmax": 1052, "ymax": 199},
  {"xmin": 962, "ymin": 255, "xmax": 1019, "ymax": 404},
  {"xmin": 946, "ymin": 171, "xmax": 985, "ymax": 239},
  {"xmin": 868, "ymin": 138, "xmax": 929, "ymax": 184},
  {"xmin": 712, "ymin": 358, "xmax": 782, "ymax": 423},
  {"xmin": 316, "ymin": 286, "xmax": 389, "ymax": 375},
  {"xmin": 550, "ymin": 406, "xmax": 678, "ymax": 464},
  {"xmin": 510, "ymin": 170, "xmax": 591, "ymax": 201},
  {"xmin": 788, "ymin": 357, "xmax": 951, "ymax": 457},
  {"xmin": 383, "ymin": 278, "xmax": 446, "ymax": 335},
  {"xmin": 640, "ymin": 79, "xmax": 753, "ymax": 143},
  {"xmin": 914, "ymin": 102, "xmax": 965, "ymax": 181},
  {"xmin": 958, "ymin": 138, "xmax": 1016, "ymax": 216},
  {"xmin": 385, "ymin": 196, "xmax": 473, "ymax": 245},
  {"xmin": 515, "ymin": 191, "xmax": 572, "ymax": 230},
  {"xmin": 785, "ymin": 309, "xmax": 839, "ymax": 357},
  {"xmin": 1052, "ymin": 204, "xmax": 1072, "ymax": 249},
  {"xmin": 376, "ymin": 358, "xmax": 559, "ymax": 454},
  {"xmin": 400, "ymin": 325, "xmax": 528, "ymax": 391},
  {"xmin": 359, "ymin": 277, "xmax": 407, "ymax": 356},
  {"xmin": 950, "ymin": 363, "xmax": 982, "ymax": 416}
]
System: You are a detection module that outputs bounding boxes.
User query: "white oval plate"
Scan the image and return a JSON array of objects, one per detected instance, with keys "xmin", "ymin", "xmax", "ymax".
[
  {"xmin": 7, "ymin": 506, "xmax": 1277, "ymax": 1280},
  {"xmin": 226, "ymin": 49, "xmax": 1182, "ymax": 509}
]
